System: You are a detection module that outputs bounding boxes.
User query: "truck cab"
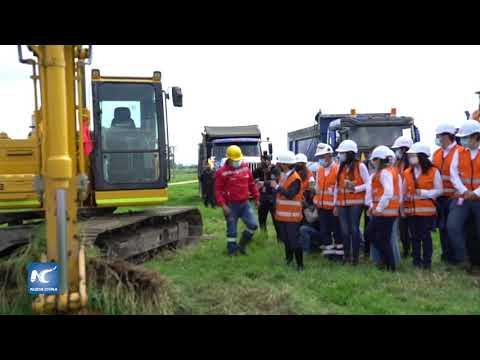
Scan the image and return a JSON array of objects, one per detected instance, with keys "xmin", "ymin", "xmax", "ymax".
[
  {"xmin": 288, "ymin": 109, "xmax": 420, "ymax": 172},
  {"xmin": 211, "ymin": 138, "xmax": 262, "ymax": 171}
]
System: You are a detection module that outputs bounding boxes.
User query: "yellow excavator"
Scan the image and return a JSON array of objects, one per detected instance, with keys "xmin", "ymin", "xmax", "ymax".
[{"xmin": 0, "ymin": 45, "xmax": 203, "ymax": 313}]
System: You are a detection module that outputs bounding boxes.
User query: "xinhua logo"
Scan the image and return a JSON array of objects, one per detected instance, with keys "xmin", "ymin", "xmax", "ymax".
[{"xmin": 27, "ymin": 263, "xmax": 60, "ymax": 295}]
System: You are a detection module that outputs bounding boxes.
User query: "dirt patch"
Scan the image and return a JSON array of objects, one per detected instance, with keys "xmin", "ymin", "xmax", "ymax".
[{"xmin": 87, "ymin": 257, "xmax": 170, "ymax": 298}]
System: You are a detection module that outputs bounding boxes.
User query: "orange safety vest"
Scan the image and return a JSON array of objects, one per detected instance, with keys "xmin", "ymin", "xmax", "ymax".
[
  {"xmin": 456, "ymin": 147, "xmax": 480, "ymax": 196},
  {"xmin": 371, "ymin": 167, "xmax": 400, "ymax": 216},
  {"xmin": 313, "ymin": 163, "xmax": 338, "ymax": 210},
  {"xmin": 432, "ymin": 144, "xmax": 460, "ymax": 198},
  {"xmin": 336, "ymin": 162, "xmax": 365, "ymax": 206},
  {"xmin": 275, "ymin": 171, "xmax": 303, "ymax": 223},
  {"xmin": 403, "ymin": 167, "xmax": 438, "ymax": 216}
]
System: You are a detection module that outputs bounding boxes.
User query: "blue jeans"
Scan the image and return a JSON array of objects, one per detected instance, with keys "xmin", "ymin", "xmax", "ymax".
[
  {"xmin": 371, "ymin": 217, "xmax": 401, "ymax": 267},
  {"xmin": 447, "ymin": 199, "xmax": 480, "ymax": 263},
  {"xmin": 338, "ymin": 205, "xmax": 363, "ymax": 260},
  {"xmin": 436, "ymin": 196, "xmax": 454, "ymax": 262},
  {"xmin": 225, "ymin": 201, "xmax": 259, "ymax": 242}
]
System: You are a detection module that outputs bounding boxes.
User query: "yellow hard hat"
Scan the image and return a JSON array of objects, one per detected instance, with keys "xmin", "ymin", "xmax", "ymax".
[{"xmin": 226, "ymin": 145, "xmax": 244, "ymax": 161}]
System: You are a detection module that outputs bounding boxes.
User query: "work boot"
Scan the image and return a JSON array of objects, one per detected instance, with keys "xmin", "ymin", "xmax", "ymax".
[
  {"xmin": 227, "ymin": 242, "xmax": 238, "ymax": 256},
  {"xmin": 423, "ymin": 263, "xmax": 432, "ymax": 271},
  {"xmin": 239, "ymin": 229, "xmax": 254, "ymax": 255}
]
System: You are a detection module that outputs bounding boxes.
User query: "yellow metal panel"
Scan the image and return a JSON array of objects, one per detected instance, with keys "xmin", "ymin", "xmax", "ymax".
[{"xmin": 95, "ymin": 188, "xmax": 168, "ymax": 207}]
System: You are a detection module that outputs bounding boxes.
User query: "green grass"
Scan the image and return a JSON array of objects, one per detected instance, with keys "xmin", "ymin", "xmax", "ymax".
[{"xmin": 2, "ymin": 168, "xmax": 480, "ymax": 314}]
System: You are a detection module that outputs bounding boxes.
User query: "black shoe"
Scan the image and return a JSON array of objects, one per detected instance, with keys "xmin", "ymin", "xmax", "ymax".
[
  {"xmin": 297, "ymin": 265, "xmax": 304, "ymax": 272},
  {"xmin": 238, "ymin": 247, "xmax": 246, "ymax": 255},
  {"xmin": 423, "ymin": 264, "xmax": 432, "ymax": 270},
  {"xmin": 352, "ymin": 257, "xmax": 359, "ymax": 266}
]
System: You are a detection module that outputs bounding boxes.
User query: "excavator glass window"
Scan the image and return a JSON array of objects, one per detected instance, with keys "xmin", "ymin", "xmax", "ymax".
[{"xmin": 93, "ymin": 82, "xmax": 166, "ymax": 188}]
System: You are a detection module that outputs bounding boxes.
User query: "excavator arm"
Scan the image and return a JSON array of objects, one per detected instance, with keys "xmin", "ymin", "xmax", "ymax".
[{"xmin": 17, "ymin": 45, "xmax": 90, "ymax": 312}]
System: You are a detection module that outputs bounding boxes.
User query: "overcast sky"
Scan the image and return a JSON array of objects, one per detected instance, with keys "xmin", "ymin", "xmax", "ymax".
[{"xmin": 1, "ymin": 45, "xmax": 479, "ymax": 165}]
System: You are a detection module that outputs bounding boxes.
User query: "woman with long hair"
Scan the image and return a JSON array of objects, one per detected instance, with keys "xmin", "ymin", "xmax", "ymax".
[
  {"xmin": 403, "ymin": 143, "xmax": 443, "ymax": 269},
  {"xmin": 333, "ymin": 140, "xmax": 370, "ymax": 265}
]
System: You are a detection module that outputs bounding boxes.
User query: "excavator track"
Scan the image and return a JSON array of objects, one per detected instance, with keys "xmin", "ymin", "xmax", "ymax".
[
  {"xmin": 79, "ymin": 207, "xmax": 203, "ymax": 263},
  {"xmin": 1, "ymin": 207, "xmax": 203, "ymax": 263}
]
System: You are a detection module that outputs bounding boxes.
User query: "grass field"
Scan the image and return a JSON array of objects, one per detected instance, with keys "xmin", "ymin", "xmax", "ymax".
[{"xmin": 1, "ymin": 169, "xmax": 480, "ymax": 315}]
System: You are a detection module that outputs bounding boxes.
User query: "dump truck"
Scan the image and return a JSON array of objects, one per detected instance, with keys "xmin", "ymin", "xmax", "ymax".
[
  {"xmin": 197, "ymin": 125, "xmax": 272, "ymax": 196},
  {"xmin": 288, "ymin": 108, "xmax": 420, "ymax": 170}
]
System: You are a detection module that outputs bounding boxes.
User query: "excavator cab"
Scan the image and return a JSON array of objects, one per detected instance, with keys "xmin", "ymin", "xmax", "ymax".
[{"xmin": 91, "ymin": 69, "xmax": 181, "ymax": 207}]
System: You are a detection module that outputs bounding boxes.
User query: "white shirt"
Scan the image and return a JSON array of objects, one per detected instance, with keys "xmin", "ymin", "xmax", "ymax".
[
  {"xmin": 401, "ymin": 165, "xmax": 443, "ymax": 199},
  {"xmin": 449, "ymin": 146, "xmax": 480, "ymax": 197},
  {"xmin": 333, "ymin": 162, "xmax": 369, "ymax": 206},
  {"xmin": 440, "ymin": 141, "xmax": 457, "ymax": 159},
  {"xmin": 365, "ymin": 169, "xmax": 393, "ymax": 212},
  {"xmin": 275, "ymin": 169, "xmax": 294, "ymax": 190}
]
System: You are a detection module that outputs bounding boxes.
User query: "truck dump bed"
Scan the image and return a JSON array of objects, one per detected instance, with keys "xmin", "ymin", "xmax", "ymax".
[{"xmin": 204, "ymin": 125, "xmax": 261, "ymax": 139}]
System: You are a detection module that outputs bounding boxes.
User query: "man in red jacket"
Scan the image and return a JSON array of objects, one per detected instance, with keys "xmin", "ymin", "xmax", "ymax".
[{"xmin": 215, "ymin": 145, "xmax": 260, "ymax": 256}]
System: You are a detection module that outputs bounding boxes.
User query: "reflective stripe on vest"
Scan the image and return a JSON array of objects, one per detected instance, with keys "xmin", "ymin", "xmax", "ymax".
[
  {"xmin": 276, "ymin": 210, "xmax": 303, "ymax": 218},
  {"xmin": 433, "ymin": 145, "xmax": 459, "ymax": 198},
  {"xmin": 404, "ymin": 207, "xmax": 436, "ymax": 214},
  {"xmin": 403, "ymin": 167, "xmax": 437, "ymax": 216},
  {"xmin": 277, "ymin": 199, "xmax": 302, "ymax": 207},
  {"xmin": 336, "ymin": 162, "xmax": 365, "ymax": 206},
  {"xmin": 275, "ymin": 171, "xmax": 303, "ymax": 222}
]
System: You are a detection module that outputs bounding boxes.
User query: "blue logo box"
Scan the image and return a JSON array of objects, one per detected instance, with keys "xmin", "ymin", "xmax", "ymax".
[{"xmin": 27, "ymin": 262, "xmax": 60, "ymax": 295}]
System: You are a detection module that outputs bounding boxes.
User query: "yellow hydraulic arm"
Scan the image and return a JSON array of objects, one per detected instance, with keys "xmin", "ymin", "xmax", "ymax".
[{"xmin": 18, "ymin": 45, "xmax": 90, "ymax": 313}]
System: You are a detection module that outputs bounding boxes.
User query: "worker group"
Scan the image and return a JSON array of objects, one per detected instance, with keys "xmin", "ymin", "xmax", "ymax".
[{"xmin": 213, "ymin": 120, "xmax": 480, "ymax": 273}]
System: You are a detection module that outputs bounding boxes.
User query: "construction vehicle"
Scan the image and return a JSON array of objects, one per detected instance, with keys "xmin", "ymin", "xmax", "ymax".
[
  {"xmin": 197, "ymin": 125, "xmax": 272, "ymax": 196},
  {"xmin": 288, "ymin": 108, "xmax": 420, "ymax": 168},
  {"xmin": 0, "ymin": 45, "xmax": 203, "ymax": 313}
]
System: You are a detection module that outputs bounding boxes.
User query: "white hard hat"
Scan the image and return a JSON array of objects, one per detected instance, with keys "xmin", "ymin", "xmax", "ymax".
[
  {"xmin": 386, "ymin": 148, "xmax": 396, "ymax": 160},
  {"xmin": 457, "ymin": 120, "xmax": 480, "ymax": 138},
  {"xmin": 370, "ymin": 145, "xmax": 390, "ymax": 160},
  {"xmin": 391, "ymin": 136, "xmax": 413, "ymax": 150},
  {"xmin": 406, "ymin": 142, "xmax": 431, "ymax": 157},
  {"xmin": 336, "ymin": 139, "xmax": 358, "ymax": 154},
  {"xmin": 435, "ymin": 123, "xmax": 457, "ymax": 135},
  {"xmin": 315, "ymin": 143, "xmax": 333, "ymax": 157},
  {"xmin": 295, "ymin": 153, "xmax": 308, "ymax": 164},
  {"xmin": 277, "ymin": 151, "xmax": 297, "ymax": 164}
]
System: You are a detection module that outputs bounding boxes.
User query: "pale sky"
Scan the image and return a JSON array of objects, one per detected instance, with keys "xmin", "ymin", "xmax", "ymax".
[{"xmin": 1, "ymin": 45, "xmax": 479, "ymax": 165}]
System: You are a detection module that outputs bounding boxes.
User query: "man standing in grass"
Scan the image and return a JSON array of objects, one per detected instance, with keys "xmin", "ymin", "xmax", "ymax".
[{"xmin": 215, "ymin": 145, "xmax": 260, "ymax": 256}]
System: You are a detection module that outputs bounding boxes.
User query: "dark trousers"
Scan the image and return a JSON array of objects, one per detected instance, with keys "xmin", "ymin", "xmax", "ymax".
[
  {"xmin": 436, "ymin": 196, "xmax": 454, "ymax": 262},
  {"xmin": 258, "ymin": 198, "xmax": 280, "ymax": 239},
  {"xmin": 278, "ymin": 221, "xmax": 303, "ymax": 267},
  {"xmin": 399, "ymin": 217, "xmax": 411, "ymax": 257},
  {"xmin": 338, "ymin": 205, "xmax": 363, "ymax": 261},
  {"xmin": 366, "ymin": 216, "xmax": 396, "ymax": 271},
  {"xmin": 447, "ymin": 199, "xmax": 480, "ymax": 264},
  {"xmin": 408, "ymin": 216, "xmax": 434, "ymax": 267}
]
